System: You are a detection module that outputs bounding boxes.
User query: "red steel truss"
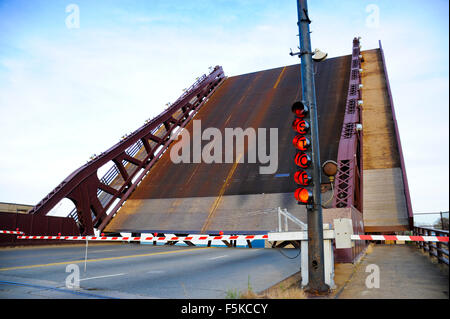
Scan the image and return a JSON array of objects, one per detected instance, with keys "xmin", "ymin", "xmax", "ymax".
[
  {"xmin": 29, "ymin": 66, "xmax": 225, "ymax": 235},
  {"xmin": 332, "ymin": 38, "xmax": 364, "ymax": 211}
]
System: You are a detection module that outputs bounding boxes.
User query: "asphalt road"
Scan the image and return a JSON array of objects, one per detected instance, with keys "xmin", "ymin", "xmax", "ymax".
[{"xmin": 0, "ymin": 243, "xmax": 300, "ymax": 299}]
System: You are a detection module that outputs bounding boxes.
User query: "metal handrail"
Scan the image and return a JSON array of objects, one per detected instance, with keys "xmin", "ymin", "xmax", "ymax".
[
  {"xmin": 414, "ymin": 226, "xmax": 449, "ymax": 265},
  {"xmin": 277, "ymin": 207, "xmax": 307, "ymax": 232},
  {"xmin": 414, "ymin": 226, "xmax": 448, "ymax": 235}
]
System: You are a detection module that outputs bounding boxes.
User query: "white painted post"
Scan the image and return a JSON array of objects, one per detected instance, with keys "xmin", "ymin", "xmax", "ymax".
[
  {"xmin": 300, "ymin": 238, "xmax": 334, "ymax": 288},
  {"xmin": 301, "ymin": 240, "xmax": 309, "ymax": 287},
  {"xmin": 278, "ymin": 208, "xmax": 282, "ymax": 232},
  {"xmin": 268, "ymin": 227, "xmax": 335, "ymax": 289},
  {"xmin": 323, "ymin": 239, "xmax": 335, "ymax": 289},
  {"xmin": 84, "ymin": 238, "xmax": 88, "ymax": 272}
]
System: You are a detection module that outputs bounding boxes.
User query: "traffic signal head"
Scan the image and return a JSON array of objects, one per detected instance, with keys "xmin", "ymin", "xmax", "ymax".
[
  {"xmin": 294, "ymin": 170, "xmax": 312, "ymax": 186},
  {"xmin": 294, "ymin": 187, "xmax": 313, "ymax": 204},
  {"xmin": 294, "ymin": 153, "xmax": 311, "ymax": 168},
  {"xmin": 293, "ymin": 135, "xmax": 311, "ymax": 151},
  {"xmin": 292, "ymin": 118, "xmax": 310, "ymax": 134},
  {"xmin": 291, "ymin": 101, "xmax": 309, "ymax": 118},
  {"xmin": 292, "ymin": 101, "xmax": 313, "ymax": 206}
]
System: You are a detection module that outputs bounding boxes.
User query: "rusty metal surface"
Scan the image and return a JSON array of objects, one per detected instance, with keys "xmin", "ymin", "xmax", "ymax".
[
  {"xmin": 0, "ymin": 212, "xmax": 79, "ymax": 246},
  {"xmin": 106, "ymin": 56, "xmax": 352, "ymax": 233}
]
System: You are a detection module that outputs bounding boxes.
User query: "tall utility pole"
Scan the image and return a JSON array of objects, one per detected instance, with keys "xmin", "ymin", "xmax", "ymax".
[{"xmin": 296, "ymin": 0, "xmax": 329, "ymax": 293}]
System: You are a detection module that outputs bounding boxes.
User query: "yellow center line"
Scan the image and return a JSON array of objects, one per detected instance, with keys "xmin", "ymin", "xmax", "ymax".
[
  {"xmin": 201, "ymin": 153, "xmax": 243, "ymax": 233},
  {"xmin": 273, "ymin": 66, "xmax": 286, "ymax": 89},
  {"xmin": 224, "ymin": 114, "xmax": 233, "ymax": 126},
  {"xmin": 186, "ymin": 165, "xmax": 201, "ymax": 185},
  {"xmin": 0, "ymin": 247, "xmax": 209, "ymax": 272}
]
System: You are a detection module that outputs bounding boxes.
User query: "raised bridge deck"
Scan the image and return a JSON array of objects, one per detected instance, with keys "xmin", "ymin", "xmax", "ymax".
[
  {"xmin": 105, "ymin": 55, "xmax": 351, "ymax": 234},
  {"xmin": 105, "ymin": 47, "xmax": 411, "ymax": 235}
]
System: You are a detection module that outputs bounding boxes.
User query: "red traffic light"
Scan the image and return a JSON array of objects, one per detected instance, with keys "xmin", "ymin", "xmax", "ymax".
[
  {"xmin": 293, "ymin": 135, "xmax": 310, "ymax": 151},
  {"xmin": 294, "ymin": 170, "xmax": 312, "ymax": 186},
  {"xmin": 294, "ymin": 153, "xmax": 311, "ymax": 168},
  {"xmin": 294, "ymin": 187, "xmax": 313, "ymax": 204},
  {"xmin": 291, "ymin": 101, "xmax": 309, "ymax": 118},
  {"xmin": 292, "ymin": 118, "xmax": 310, "ymax": 134}
]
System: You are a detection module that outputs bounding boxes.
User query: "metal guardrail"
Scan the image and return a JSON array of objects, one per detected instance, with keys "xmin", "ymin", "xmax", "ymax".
[
  {"xmin": 414, "ymin": 226, "xmax": 449, "ymax": 265},
  {"xmin": 276, "ymin": 207, "xmax": 307, "ymax": 231}
]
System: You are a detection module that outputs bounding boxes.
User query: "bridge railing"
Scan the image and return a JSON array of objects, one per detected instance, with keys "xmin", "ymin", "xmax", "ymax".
[{"xmin": 414, "ymin": 226, "xmax": 449, "ymax": 265}]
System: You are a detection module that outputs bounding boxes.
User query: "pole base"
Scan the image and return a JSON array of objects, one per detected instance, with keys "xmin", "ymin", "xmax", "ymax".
[{"xmin": 304, "ymin": 284, "xmax": 330, "ymax": 296}]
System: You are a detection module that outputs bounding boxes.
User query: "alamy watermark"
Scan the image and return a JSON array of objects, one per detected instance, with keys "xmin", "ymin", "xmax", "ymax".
[
  {"xmin": 365, "ymin": 4, "xmax": 380, "ymax": 29},
  {"xmin": 169, "ymin": 120, "xmax": 279, "ymax": 175},
  {"xmin": 65, "ymin": 264, "xmax": 80, "ymax": 289},
  {"xmin": 65, "ymin": 4, "xmax": 80, "ymax": 29},
  {"xmin": 365, "ymin": 264, "xmax": 380, "ymax": 289}
]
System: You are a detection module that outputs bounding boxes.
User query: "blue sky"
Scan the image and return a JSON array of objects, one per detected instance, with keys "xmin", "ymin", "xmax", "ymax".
[{"xmin": 0, "ymin": 0, "xmax": 448, "ymax": 221}]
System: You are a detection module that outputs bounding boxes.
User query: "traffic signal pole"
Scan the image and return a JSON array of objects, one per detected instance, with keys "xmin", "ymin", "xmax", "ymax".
[{"xmin": 296, "ymin": 0, "xmax": 329, "ymax": 293}]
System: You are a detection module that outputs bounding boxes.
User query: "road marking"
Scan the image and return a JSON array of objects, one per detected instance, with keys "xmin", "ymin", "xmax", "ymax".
[
  {"xmin": 0, "ymin": 279, "xmax": 115, "ymax": 299},
  {"xmin": 147, "ymin": 270, "xmax": 165, "ymax": 274},
  {"xmin": 80, "ymin": 273, "xmax": 126, "ymax": 281},
  {"xmin": 224, "ymin": 114, "xmax": 232, "ymax": 126},
  {"xmin": 273, "ymin": 66, "xmax": 286, "ymax": 89},
  {"xmin": 89, "ymin": 249, "xmax": 118, "ymax": 253},
  {"xmin": 0, "ymin": 247, "xmax": 209, "ymax": 272},
  {"xmin": 208, "ymin": 255, "xmax": 228, "ymax": 260},
  {"xmin": 201, "ymin": 153, "xmax": 243, "ymax": 233},
  {"xmin": 186, "ymin": 165, "xmax": 201, "ymax": 185}
]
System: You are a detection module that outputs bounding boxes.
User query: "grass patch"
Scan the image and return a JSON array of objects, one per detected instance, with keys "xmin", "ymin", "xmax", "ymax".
[
  {"xmin": 227, "ymin": 273, "xmax": 307, "ymax": 299},
  {"xmin": 240, "ymin": 287, "xmax": 307, "ymax": 299}
]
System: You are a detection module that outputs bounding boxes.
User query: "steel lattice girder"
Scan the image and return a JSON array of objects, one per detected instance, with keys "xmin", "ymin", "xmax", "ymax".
[
  {"xmin": 29, "ymin": 66, "xmax": 225, "ymax": 235},
  {"xmin": 333, "ymin": 38, "xmax": 363, "ymax": 211}
]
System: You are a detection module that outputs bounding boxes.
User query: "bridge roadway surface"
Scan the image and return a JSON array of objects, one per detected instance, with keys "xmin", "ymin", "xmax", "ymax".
[{"xmin": 0, "ymin": 243, "xmax": 299, "ymax": 299}]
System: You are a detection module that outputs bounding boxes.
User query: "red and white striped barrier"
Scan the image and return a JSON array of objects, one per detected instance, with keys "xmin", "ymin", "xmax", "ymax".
[
  {"xmin": 17, "ymin": 234, "xmax": 269, "ymax": 242},
  {"xmin": 14, "ymin": 233, "xmax": 449, "ymax": 243},
  {"xmin": 351, "ymin": 235, "xmax": 449, "ymax": 242},
  {"xmin": 0, "ymin": 230, "xmax": 24, "ymax": 235}
]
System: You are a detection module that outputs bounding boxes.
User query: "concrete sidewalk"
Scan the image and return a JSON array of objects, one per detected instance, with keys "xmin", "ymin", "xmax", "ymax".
[{"xmin": 334, "ymin": 244, "xmax": 449, "ymax": 299}]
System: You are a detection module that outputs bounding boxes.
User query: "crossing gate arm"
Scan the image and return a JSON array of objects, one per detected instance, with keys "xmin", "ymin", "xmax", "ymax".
[
  {"xmin": 352, "ymin": 232, "xmax": 449, "ymax": 265},
  {"xmin": 351, "ymin": 235, "xmax": 449, "ymax": 242},
  {"xmin": 0, "ymin": 230, "xmax": 24, "ymax": 235},
  {"xmin": 17, "ymin": 234, "xmax": 268, "ymax": 243}
]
